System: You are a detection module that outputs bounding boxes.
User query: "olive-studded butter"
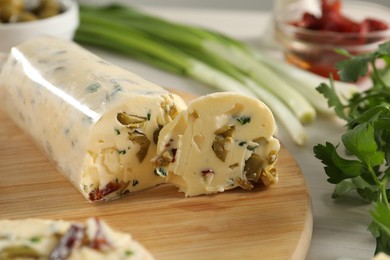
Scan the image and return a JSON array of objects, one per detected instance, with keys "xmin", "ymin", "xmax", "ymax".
[
  {"xmin": 0, "ymin": 36, "xmax": 186, "ymax": 202},
  {"xmin": 154, "ymin": 92, "xmax": 280, "ymax": 196},
  {"xmin": 0, "ymin": 218, "xmax": 154, "ymax": 259}
]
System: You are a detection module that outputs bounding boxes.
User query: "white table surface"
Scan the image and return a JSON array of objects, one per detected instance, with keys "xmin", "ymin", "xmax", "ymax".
[{"xmin": 86, "ymin": 7, "xmax": 377, "ymax": 260}]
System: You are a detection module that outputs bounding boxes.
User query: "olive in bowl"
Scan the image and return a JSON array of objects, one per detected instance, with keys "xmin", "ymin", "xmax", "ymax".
[{"xmin": 0, "ymin": 0, "xmax": 79, "ymax": 52}]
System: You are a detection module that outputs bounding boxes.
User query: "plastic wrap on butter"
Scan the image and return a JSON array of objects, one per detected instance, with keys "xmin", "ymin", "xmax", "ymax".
[{"xmin": 0, "ymin": 36, "xmax": 186, "ymax": 202}]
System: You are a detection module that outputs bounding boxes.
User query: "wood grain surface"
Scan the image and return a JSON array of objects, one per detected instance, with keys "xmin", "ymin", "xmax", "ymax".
[{"xmin": 0, "ymin": 91, "xmax": 312, "ymax": 260}]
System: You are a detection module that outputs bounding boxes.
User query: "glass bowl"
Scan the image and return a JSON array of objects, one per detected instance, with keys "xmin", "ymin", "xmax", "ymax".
[
  {"xmin": 273, "ymin": 0, "xmax": 390, "ymax": 80},
  {"xmin": 0, "ymin": 0, "xmax": 79, "ymax": 52}
]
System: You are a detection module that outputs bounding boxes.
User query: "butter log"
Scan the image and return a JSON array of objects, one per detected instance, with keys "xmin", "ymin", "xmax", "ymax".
[
  {"xmin": 0, "ymin": 36, "xmax": 186, "ymax": 202},
  {"xmin": 154, "ymin": 92, "xmax": 280, "ymax": 196},
  {"xmin": 0, "ymin": 218, "xmax": 154, "ymax": 259}
]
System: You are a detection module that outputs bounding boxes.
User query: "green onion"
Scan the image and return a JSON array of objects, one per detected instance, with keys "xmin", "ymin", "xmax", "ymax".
[
  {"xmin": 253, "ymin": 50, "xmax": 361, "ymax": 115},
  {"xmin": 78, "ymin": 5, "xmax": 316, "ymax": 123},
  {"xmin": 77, "ymin": 13, "xmax": 254, "ymax": 96},
  {"xmin": 74, "ymin": 4, "xmax": 315, "ymax": 145}
]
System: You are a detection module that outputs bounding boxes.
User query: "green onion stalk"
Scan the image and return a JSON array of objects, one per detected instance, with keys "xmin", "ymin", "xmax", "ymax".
[{"xmin": 74, "ymin": 4, "xmax": 320, "ymax": 145}]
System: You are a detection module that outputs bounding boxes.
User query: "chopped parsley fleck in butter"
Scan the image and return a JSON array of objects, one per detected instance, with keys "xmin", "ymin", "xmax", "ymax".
[{"xmin": 236, "ymin": 116, "xmax": 251, "ymax": 125}]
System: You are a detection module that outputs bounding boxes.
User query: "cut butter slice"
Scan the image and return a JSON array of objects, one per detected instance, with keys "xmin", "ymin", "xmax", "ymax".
[
  {"xmin": 0, "ymin": 36, "xmax": 186, "ymax": 202},
  {"xmin": 0, "ymin": 218, "xmax": 153, "ymax": 260},
  {"xmin": 154, "ymin": 92, "xmax": 280, "ymax": 196}
]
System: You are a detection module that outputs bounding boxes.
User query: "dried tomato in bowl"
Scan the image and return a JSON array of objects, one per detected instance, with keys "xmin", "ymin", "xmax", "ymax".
[
  {"xmin": 274, "ymin": 0, "xmax": 390, "ymax": 80},
  {"xmin": 291, "ymin": 0, "xmax": 388, "ymax": 39}
]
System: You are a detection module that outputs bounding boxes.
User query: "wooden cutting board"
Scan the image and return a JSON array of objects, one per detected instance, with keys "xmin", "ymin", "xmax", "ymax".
[{"xmin": 0, "ymin": 90, "xmax": 312, "ymax": 260}]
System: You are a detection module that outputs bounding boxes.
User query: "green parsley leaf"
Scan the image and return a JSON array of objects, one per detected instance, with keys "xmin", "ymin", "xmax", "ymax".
[
  {"xmin": 315, "ymin": 42, "xmax": 390, "ymax": 255},
  {"xmin": 370, "ymin": 201, "xmax": 390, "ymax": 254},
  {"xmin": 335, "ymin": 53, "xmax": 373, "ymax": 82},
  {"xmin": 334, "ymin": 48, "xmax": 353, "ymax": 58},
  {"xmin": 342, "ymin": 123, "xmax": 385, "ymax": 168},
  {"xmin": 316, "ymin": 81, "xmax": 346, "ymax": 120},
  {"xmin": 332, "ymin": 180, "xmax": 356, "ymax": 199},
  {"xmin": 377, "ymin": 42, "xmax": 390, "ymax": 57},
  {"xmin": 313, "ymin": 142, "xmax": 363, "ymax": 184}
]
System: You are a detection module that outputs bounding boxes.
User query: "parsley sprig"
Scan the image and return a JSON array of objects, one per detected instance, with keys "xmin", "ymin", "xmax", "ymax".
[{"xmin": 313, "ymin": 42, "xmax": 390, "ymax": 255}]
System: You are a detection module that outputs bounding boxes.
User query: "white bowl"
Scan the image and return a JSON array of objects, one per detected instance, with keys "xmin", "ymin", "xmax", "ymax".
[{"xmin": 0, "ymin": 0, "xmax": 79, "ymax": 52}]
